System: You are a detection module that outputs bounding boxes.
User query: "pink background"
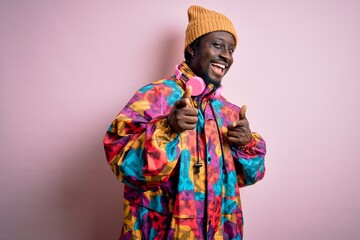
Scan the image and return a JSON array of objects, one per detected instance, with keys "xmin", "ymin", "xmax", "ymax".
[{"xmin": 1, "ymin": 0, "xmax": 359, "ymax": 239}]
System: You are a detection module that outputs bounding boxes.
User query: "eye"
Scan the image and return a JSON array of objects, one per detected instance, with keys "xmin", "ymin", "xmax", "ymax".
[
  {"xmin": 228, "ymin": 48, "xmax": 235, "ymax": 53},
  {"xmin": 212, "ymin": 43, "xmax": 223, "ymax": 49}
]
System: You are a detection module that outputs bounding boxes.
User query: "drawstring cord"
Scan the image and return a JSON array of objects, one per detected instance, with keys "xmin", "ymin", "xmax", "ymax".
[{"xmin": 194, "ymin": 98, "xmax": 203, "ymax": 173}]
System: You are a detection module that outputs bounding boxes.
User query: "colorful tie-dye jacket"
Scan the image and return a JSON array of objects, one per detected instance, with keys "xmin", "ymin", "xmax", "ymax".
[{"xmin": 103, "ymin": 62, "xmax": 266, "ymax": 240}]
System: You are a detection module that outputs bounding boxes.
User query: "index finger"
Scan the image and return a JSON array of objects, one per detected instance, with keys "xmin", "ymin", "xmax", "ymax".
[{"xmin": 239, "ymin": 105, "xmax": 247, "ymax": 120}]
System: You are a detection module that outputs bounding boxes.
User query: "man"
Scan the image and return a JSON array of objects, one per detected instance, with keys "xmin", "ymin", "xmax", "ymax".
[{"xmin": 104, "ymin": 5, "xmax": 266, "ymax": 239}]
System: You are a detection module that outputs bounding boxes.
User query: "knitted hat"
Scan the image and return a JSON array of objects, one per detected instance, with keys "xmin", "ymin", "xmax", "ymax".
[{"xmin": 185, "ymin": 5, "xmax": 237, "ymax": 51}]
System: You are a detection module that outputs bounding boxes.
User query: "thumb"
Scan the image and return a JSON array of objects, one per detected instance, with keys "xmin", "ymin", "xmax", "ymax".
[
  {"xmin": 239, "ymin": 105, "xmax": 247, "ymax": 120},
  {"xmin": 175, "ymin": 86, "xmax": 192, "ymax": 108},
  {"xmin": 182, "ymin": 85, "xmax": 193, "ymax": 99}
]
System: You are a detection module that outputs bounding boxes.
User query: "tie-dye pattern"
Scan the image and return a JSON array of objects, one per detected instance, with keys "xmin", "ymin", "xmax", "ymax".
[{"xmin": 104, "ymin": 62, "xmax": 266, "ymax": 239}]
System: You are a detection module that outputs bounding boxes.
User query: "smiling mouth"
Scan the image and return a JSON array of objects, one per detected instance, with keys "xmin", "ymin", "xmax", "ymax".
[{"xmin": 210, "ymin": 62, "xmax": 226, "ymax": 77}]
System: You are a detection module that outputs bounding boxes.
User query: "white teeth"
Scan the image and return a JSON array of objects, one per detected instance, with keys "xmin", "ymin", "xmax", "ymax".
[{"xmin": 212, "ymin": 63, "xmax": 225, "ymax": 69}]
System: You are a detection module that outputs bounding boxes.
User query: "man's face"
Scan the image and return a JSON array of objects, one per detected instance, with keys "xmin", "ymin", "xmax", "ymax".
[{"xmin": 188, "ymin": 31, "xmax": 236, "ymax": 88}]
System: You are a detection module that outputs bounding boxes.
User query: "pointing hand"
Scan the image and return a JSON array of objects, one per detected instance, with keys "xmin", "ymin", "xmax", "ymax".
[
  {"xmin": 168, "ymin": 86, "xmax": 198, "ymax": 133},
  {"xmin": 227, "ymin": 105, "xmax": 252, "ymax": 146}
]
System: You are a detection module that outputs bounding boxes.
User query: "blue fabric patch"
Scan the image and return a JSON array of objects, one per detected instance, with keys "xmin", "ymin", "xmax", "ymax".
[
  {"xmin": 213, "ymin": 177, "xmax": 222, "ymax": 196},
  {"xmin": 149, "ymin": 195, "xmax": 164, "ymax": 212},
  {"xmin": 139, "ymin": 84, "xmax": 154, "ymax": 93},
  {"xmin": 225, "ymin": 170, "xmax": 237, "ymax": 197},
  {"xmin": 134, "ymin": 206, "xmax": 148, "ymax": 230},
  {"xmin": 166, "ymin": 136, "xmax": 180, "ymax": 162},
  {"xmin": 197, "ymin": 109, "xmax": 205, "ymax": 131},
  {"xmin": 164, "ymin": 80, "xmax": 182, "ymax": 106},
  {"xmin": 195, "ymin": 192, "xmax": 205, "ymax": 201},
  {"xmin": 149, "ymin": 228, "xmax": 158, "ymax": 239},
  {"xmin": 222, "ymin": 199, "xmax": 238, "ymax": 213},
  {"xmin": 238, "ymin": 155, "xmax": 264, "ymax": 184},
  {"xmin": 211, "ymin": 100, "xmax": 224, "ymax": 126},
  {"xmin": 178, "ymin": 150, "xmax": 194, "ymax": 191},
  {"xmin": 120, "ymin": 148, "xmax": 145, "ymax": 180}
]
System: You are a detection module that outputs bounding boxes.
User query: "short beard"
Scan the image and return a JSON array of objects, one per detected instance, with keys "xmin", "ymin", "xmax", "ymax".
[{"xmin": 203, "ymin": 72, "xmax": 221, "ymax": 89}]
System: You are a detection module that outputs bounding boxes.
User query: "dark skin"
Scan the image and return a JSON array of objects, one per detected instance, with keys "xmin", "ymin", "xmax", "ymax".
[{"xmin": 168, "ymin": 31, "xmax": 252, "ymax": 146}]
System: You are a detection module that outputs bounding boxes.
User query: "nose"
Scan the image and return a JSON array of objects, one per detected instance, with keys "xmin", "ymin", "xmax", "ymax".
[{"xmin": 219, "ymin": 48, "xmax": 232, "ymax": 63}]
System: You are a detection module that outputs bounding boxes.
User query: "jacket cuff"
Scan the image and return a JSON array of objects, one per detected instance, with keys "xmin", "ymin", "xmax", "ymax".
[
  {"xmin": 157, "ymin": 117, "xmax": 178, "ymax": 139},
  {"xmin": 238, "ymin": 134, "xmax": 258, "ymax": 154}
]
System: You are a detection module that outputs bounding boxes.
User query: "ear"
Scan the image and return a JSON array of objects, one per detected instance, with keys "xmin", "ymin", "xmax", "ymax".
[{"xmin": 186, "ymin": 45, "xmax": 195, "ymax": 58}]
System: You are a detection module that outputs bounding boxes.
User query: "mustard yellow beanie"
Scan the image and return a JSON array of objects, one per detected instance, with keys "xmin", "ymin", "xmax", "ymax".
[{"xmin": 185, "ymin": 5, "xmax": 238, "ymax": 51}]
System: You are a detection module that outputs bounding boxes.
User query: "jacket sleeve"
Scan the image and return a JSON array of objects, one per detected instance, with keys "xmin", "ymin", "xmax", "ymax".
[
  {"xmin": 232, "ymin": 132, "xmax": 266, "ymax": 187},
  {"xmin": 103, "ymin": 84, "xmax": 182, "ymax": 191}
]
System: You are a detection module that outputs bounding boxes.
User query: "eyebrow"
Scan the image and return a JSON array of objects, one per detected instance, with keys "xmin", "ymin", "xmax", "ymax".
[{"xmin": 213, "ymin": 38, "xmax": 235, "ymax": 46}]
